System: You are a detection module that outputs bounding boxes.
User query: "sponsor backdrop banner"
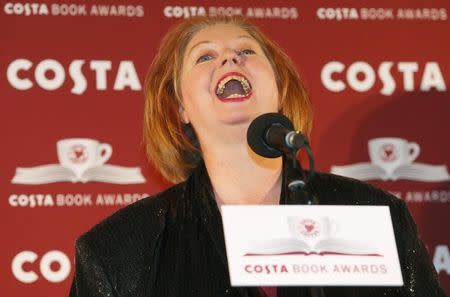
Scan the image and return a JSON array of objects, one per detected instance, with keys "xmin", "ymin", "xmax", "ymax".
[{"xmin": 1, "ymin": 0, "xmax": 449, "ymax": 296}]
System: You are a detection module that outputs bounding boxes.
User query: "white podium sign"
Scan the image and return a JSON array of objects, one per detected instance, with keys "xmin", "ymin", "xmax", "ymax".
[{"xmin": 221, "ymin": 205, "xmax": 403, "ymax": 286}]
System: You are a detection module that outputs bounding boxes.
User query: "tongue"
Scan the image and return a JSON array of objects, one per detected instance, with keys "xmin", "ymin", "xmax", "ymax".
[{"xmin": 219, "ymin": 79, "xmax": 246, "ymax": 99}]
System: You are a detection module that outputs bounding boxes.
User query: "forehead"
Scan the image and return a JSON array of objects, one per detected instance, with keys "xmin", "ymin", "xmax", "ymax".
[{"xmin": 186, "ymin": 23, "xmax": 256, "ymax": 50}]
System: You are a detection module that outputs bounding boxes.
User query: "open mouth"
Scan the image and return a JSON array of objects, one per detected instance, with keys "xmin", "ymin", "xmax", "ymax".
[{"xmin": 215, "ymin": 73, "xmax": 252, "ymax": 100}]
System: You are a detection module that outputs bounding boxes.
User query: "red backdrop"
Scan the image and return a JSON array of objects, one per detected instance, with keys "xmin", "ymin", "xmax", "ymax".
[{"xmin": 1, "ymin": 1, "xmax": 449, "ymax": 296}]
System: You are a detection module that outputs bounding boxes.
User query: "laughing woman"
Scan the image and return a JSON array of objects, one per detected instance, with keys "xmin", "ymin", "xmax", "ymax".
[{"xmin": 69, "ymin": 16, "xmax": 445, "ymax": 297}]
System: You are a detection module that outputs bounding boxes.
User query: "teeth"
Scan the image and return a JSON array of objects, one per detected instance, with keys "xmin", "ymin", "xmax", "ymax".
[
  {"xmin": 216, "ymin": 75, "xmax": 251, "ymax": 96},
  {"xmin": 225, "ymin": 93, "xmax": 247, "ymax": 98}
]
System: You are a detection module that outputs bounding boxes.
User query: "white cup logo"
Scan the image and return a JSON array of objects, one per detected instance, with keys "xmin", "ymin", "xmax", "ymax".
[
  {"xmin": 369, "ymin": 137, "xmax": 420, "ymax": 176},
  {"xmin": 57, "ymin": 138, "xmax": 112, "ymax": 179}
]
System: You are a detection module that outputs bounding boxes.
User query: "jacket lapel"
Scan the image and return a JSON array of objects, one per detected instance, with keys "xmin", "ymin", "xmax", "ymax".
[{"xmin": 188, "ymin": 162, "xmax": 229, "ymax": 267}]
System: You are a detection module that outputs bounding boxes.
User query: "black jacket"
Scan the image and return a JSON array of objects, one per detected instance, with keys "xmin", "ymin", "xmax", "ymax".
[{"xmin": 70, "ymin": 163, "xmax": 445, "ymax": 297}]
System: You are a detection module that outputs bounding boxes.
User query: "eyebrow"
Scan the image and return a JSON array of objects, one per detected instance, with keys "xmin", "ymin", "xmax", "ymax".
[{"xmin": 186, "ymin": 35, "xmax": 254, "ymax": 57}]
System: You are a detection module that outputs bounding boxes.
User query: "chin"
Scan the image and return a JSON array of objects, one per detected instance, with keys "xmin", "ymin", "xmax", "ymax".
[{"xmin": 220, "ymin": 113, "xmax": 254, "ymax": 126}]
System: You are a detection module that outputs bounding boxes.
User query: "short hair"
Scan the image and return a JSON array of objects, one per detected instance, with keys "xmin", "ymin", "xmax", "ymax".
[{"xmin": 144, "ymin": 16, "xmax": 312, "ymax": 183}]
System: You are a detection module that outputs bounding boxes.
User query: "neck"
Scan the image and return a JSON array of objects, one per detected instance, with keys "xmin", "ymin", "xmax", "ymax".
[{"xmin": 201, "ymin": 139, "xmax": 282, "ymax": 205}]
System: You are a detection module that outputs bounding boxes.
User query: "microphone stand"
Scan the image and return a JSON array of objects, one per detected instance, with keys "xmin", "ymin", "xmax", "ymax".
[{"xmin": 279, "ymin": 133, "xmax": 325, "ymax": 297}]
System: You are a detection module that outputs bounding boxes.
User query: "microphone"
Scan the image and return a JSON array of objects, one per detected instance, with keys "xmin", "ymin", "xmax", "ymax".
[{"xmin": 247, "ymin": 113, "xmax": 308, "ymax": 158}]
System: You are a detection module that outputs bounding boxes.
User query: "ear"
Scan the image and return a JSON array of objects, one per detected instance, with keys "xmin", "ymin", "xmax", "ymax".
[{"xmin": 179, "ymin": 104, "xmax": 190, "ymax": 124}]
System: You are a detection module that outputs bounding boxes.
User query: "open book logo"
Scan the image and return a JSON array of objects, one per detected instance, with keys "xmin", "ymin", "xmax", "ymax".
[
  {"xmin": 245, "ymin": 216, "xmax": 381, "ymax": 257},
  {"xmin": 331, "ymin": 137, "xmax": 450, "ymax": 182},
  {"xmin": 11, "ymin": 138, "xmax": 146, "ymax": 184}
]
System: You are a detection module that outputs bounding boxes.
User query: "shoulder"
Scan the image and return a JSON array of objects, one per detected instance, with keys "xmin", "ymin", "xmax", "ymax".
[
  {"xmin": 310, "ymin": 172, "xmax": 415, "ymax": 243},
  {"xmin": 311, "ymin": 174, "xmax": 445, "ymax": 294},
  {"xmin": 76, "ymin": 182, "xmax": 186, "ymax": 266},
  {"xmin": 71, "ymin": 182, "xmax": 188, "ymax": 295},
  {"xmin": 309, "ymin": 171, "xmax": 403, "ymax": 207}
]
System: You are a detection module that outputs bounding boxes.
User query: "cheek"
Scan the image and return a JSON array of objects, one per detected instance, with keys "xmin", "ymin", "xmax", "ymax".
[
  {"xmin": 183, "ymin": 67, "xmax": 210, "ymax": 97},
  {"xmin": 261, "ymin": 66, "xmax": 279, "ymax": 109},
  {"xmin": 178, "ymin": 80, "xmax": 190, "ymax": 123},
  {"xmin": 181, "ymin": 68, "xmax": 200, "ymax": 100},
  {"xmin": 179, "ymin": 69, "xmax": 211, "ymax": 120},
  {"xmin": 180, "ymin": 85, "xmax": 197, "ymax": 119},
  {"xmin": 251, "ymin": 60, "xmax": 278, "ymax": 98},
  {"xmin": 180, "ymin": 73, "xmax": 198, "ymax": 118}
]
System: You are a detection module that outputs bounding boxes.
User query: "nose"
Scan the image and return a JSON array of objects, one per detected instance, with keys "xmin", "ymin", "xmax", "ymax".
[
  {"xmin": 221, "ymin": 50, "xmax": 241, "ymax": 66},
  {"xmin": 221, "ymin": 57, "xmax": 238, "ymax": 66}
]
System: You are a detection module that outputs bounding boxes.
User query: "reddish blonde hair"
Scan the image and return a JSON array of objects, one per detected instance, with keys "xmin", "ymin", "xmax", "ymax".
[{"xmin": 144, "ymin": 16, "xmax": 312, "ymax": 183}]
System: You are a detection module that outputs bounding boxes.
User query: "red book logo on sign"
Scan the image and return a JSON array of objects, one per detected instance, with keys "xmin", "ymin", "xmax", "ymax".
[{"xmin": 244, "ymin": 216, "xmax": 381, "ymax": 257}]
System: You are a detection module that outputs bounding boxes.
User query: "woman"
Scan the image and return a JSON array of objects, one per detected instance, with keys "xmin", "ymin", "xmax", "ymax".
[{"xmin": 70, "ymin": 16, "xmax": 445, "ymax": 297}]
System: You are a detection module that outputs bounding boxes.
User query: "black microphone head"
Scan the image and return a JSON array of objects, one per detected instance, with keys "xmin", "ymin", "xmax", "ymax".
[{"xmin": 247, "ymin": 113, "xmax": 294, "ymax": 158}]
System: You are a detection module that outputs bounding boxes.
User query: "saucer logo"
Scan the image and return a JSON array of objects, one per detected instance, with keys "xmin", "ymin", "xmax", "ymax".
[
  {"xmin": 331, "ymin": 137, "xmax": 449, "ymax": 182},
  {"xmin": 12, "ymin": 138, "xmax": 145, "ymax": 184}
]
